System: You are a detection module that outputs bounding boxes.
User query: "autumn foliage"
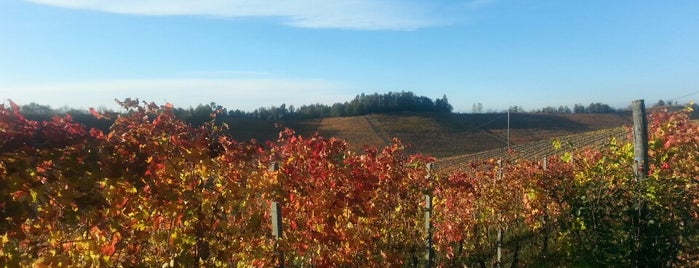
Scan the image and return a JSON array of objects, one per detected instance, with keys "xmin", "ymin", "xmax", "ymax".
[{"xmin": 1, "ymin": 99, "xmax": 698, "ymax": 267}]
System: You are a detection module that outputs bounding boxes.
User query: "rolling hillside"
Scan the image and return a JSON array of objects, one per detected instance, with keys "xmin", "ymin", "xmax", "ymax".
[
  {"xmin": 367, "ymin": 112, "xmax": 631, "ymax": 157},
  {"xmin": 436, "ymin": 127, "xmax": 629, "ymax": 174},
  {"xmin": 315, "ymin": 116, "xmax": 388, "ymax": 151},
  {"xmin": 220, "ymin": 112, "xmax": 634, "ymax": 160}
]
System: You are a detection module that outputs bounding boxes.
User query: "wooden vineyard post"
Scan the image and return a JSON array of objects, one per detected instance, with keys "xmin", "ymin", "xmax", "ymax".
[
  {"xmin": 269, "ymin": 162, "xmax": 284, "ymax": 268},
  {"xmin": 507, "ymin": 110, "xmax": 511, "ymax": 151},
  {"xmin": 632, "ymin": 99, "xmax": 649, "ymax": 179},
  {"xmin": 631, "ymin": 100, "xmax": 649, "ymax": 266},
  {"xmin": 424, "ymin": 163, "xmax": 435, "ymax": 268},
  {"xmin": 496, "ymin": 159, "xmax": 503, "ymax": 268},
  {"xmin": 541, "ymin": 157, "xmax": 549, "ymax": 260},
  {"xmin": 542, "ymin": 157, "xmax": 548, "ymax": 171}
]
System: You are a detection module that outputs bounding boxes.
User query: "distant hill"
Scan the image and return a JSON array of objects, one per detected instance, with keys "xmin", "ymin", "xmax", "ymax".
[
  {"xmin": 18, "ymin": 104, "xmax": 641, "ymax": 162},
  {"xmin": 367, "ymin": 112, "xmax": 632, "ymax": 157},
  {"xmin": 219, "ymin": 111, "xmax": 634, "ymax": 159}
]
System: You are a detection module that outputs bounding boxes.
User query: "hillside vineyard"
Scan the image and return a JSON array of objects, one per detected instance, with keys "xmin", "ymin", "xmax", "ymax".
[{"xmin": 1, "ymin": 100, "xmax": 698, "ymax": 267}]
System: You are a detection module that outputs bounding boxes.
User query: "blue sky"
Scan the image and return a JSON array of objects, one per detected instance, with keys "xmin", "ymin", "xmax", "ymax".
[{"xmin": 1, "ymin": 0, "xmax": 698, "ymax": 112}]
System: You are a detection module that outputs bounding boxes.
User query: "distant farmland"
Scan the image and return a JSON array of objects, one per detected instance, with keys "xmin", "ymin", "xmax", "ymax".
[
  {"xmin": 218, "ymin": 111, "xmax": 633, "ymax": 159},
  {"xmin": 436, "ymin": 127, "xmax": 628, "ymax": 174}
]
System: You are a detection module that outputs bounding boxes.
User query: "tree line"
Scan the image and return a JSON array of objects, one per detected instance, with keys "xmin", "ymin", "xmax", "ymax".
[
  {"xmin": 527, "ymin": 100, "xmax": 686, "ymax": 114},
  {"xmin": 16, "ymin": 91, "xmax": 452, "ymax": 125},
  {"xmin": 219, "ymin": 91, "xmax": 453, "ymax": 120},
  {"xmin": 19, "ymin": 95, "xmax": 695, "ymax": 126},
  {"xmin": 523, "ymin": 103, "xmax": 614, "ymax": 114}
]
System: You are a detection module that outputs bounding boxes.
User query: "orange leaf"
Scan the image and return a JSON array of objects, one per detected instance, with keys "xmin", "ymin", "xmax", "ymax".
[
  {"xmin": 8, "ymin": 99, "xmax": 25, "ymax": 121},
  {"xmin": 89, "ymin": 107, "xmax": 107, "ymax": 120},
  {"xmin": 101, "ymin": 244, "xmax": 116, "ymax": 256}
]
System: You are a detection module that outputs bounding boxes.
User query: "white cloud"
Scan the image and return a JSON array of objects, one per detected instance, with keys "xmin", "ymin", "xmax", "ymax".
[
  {"xmin": 2, "ymin": 78, "xmax": 353, "ymax": 111},
  {"xmin": 24, "ymin": 0, "xmax": 450, "ymax": 30}
]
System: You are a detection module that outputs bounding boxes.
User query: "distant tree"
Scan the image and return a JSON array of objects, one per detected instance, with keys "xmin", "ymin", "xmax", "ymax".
[
  {"xmin": 21, "ymin": 102, "xmax": 55, "ymax": 115},
  {"xmin": 558, "ymin": 105, "xmax": 572, "ymax": 113},
  {"xmin": 539, "ymin": 106, "xmax": 557, "ymax": 113},
  {"xmin": 187, "ymin": 104, "xmax": 215, "ymax": 124},
  {"xmin": 508, "ymin": 105, "xmax": 525, "ymax": 113},
  {"xmin": 278, "ymin": 103, "xmax": 288, "ymax": 119},
  {"xmin": 227, "ymin": 109, "xmax": 246, "ymax": 118},
  {"xmin": 173, "ymin": 107, "xmax": 192, "ymax": 120},
  {"xmin": 435, "ymin": 94, "xmax": 453, "ymax": 113},
  {"xmin": 538, "ymin": 105, "xmax": 572, "ymax": 114},
  {"xmin": 17, "ymin": 91, "xmax": 454, "ymax": 123},
  {"xmin": 472, "ymin": 102, "xmax": 483, "ymax": 114},
  {"xmin": 587, "ymin": 102, "xmax": 615, "ymax": 113},
  {"xmin": 330, "ymin": 103, "xmax": 344, "ymax": 117},
  {"xmin": 655, "ymin": 99, "xmax": 666, "ymax": 107},
  {"xmin": 574, "ymin": 104, "xmax": 587, "ymax": 113}
]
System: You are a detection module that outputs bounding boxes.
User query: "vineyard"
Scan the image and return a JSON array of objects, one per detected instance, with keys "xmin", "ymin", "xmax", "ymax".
[
  {"xmin": 226, "ymin": 112, "xmax": 637, "ymax": 160},
  {"xmin": 365, "ymin": 112, "xmax": 632, "ymax": 158},
  {"xmin": 1, "ymin": 99, "xmax": 698, "ymax": 267},
  {"xmin": 437, "ymin": 127, "xmax": 628, "ymax": 175}
]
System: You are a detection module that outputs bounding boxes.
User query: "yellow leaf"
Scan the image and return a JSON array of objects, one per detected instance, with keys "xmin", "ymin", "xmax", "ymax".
[
  {"xmin": 552, "ymin": 139, "xmax": 562, "ymax": 150},
  {"xmin": 30, "ymin": 189, "xmax": 38, "ymax": 202},
  {"xmin": 127, "ymin": 186, "xmax": 137, "ymax": 194},
  {"xmin": 561, "ymin": 152, "xmax": 573, "ymax": 163}
]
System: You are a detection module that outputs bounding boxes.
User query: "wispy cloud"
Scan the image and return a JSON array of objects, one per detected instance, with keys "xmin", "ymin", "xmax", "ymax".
[
  {"xmin": 3, "ymin": 78, "xmax": 353, "ymax": 111},
  {"xmin": 23, "ymin": 0, "xmax": 460, "ymax": 30},
  {"xmin": 179, "ymin": 70, "xmax": 272, "ymax": 78}
]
